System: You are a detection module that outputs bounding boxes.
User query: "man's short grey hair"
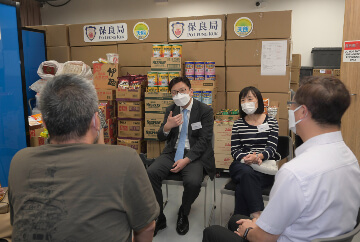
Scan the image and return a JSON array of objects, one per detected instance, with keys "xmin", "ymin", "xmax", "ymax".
[{"xmin": 40, "ymin": 74, "xmax": 98, "ymax": 142}]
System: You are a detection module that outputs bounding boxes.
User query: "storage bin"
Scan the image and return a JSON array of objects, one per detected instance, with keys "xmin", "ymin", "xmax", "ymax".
[{"xmin": 311, "ymin": 47, "xmax": 342, "ymax": 68}]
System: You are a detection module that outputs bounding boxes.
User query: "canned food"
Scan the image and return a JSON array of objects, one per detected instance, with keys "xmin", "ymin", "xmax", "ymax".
[
  {"xmin": 172, "ymin": 44, "xmax": 182, "ymax": 57},
  {"xmin": 195, "ymin": 75, "xmax": 205, "ymax": 81},
  {"xmin": 195, "ymin": 61, "xmax": 205, "ymax": 75},
  {"xmin": 205, "ymin": 75, "xmax": 216, "ymax": 81},
  {"xmin": 147, "ymin": 72, "xmax": 158, "ymax": 87},
  {"xmin": 202, "ymin": 91, "xmax": 212, "ymax": 106},
  {"xmin": 169, "ymin": 72, "xmax": 180, "ymax": 82},
  {"xmin": 158, "ymin": 72, "xmax": 169, "ymax": 87},
  {"xmin": 185, "ymin": 61, "xmax": 195, "ymax": 75},
  {"xmin": 163, "ymin": 44, "xmax": 172, "ymax": 57},
  {"xmin": 153, "ymin": 44, "xmax": 163, "ymax": 57},
  {"xmin": 185, "ymin": 75, "xmax": 195, "ymax": 81},
  {"xmin": 205, "ymin": 61, "xmax": 216, "ymax": 75},
  {"xmin": 193, "ymin": 91, "xmax": 202, "ymax": 102}
]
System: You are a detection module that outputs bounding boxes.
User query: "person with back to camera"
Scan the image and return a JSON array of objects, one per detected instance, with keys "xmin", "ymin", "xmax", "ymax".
[
  {"xmin": 202, "ymin": 76, "xmax": 360, "ymax": 242},
  {"xmin": 229, "ymin": 86, "xmax": 280, "ymax": 219},
  {"xmin": 147, "ymin": 76, "xmax": 215, "ymax": 236},
  {"xmin": 8, "ymin": 74, "xmax": 159, "ymax": 242}
]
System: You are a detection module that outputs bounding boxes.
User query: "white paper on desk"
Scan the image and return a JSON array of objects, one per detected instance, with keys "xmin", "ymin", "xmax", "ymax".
[{"xmin": 261, "ymin": 40, "xmax": 287, "ymax": 76}]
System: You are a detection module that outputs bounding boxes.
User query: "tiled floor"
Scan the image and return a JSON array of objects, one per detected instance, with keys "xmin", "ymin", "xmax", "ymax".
[{"xmin": 153, "ymin": 176, "xmax": 360, "ymax": 242}]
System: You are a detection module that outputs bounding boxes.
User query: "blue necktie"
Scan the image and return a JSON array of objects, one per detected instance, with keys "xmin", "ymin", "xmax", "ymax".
[{"xmin": 174, "ymin": 109, "xmax": 189, "ymax": 162}]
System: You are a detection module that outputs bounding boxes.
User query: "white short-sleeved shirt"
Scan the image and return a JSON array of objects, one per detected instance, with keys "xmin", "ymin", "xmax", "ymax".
[{"xmin": 256, "ymin": 131, "xmax": 360, "ymax": 242}]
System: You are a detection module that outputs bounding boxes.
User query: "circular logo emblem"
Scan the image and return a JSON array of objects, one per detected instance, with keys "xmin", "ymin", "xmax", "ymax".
[
  {"xmin": 133, "ymin": 22, "xmax": 149, "ymax": 40},
  {"xmin": 234, "ymin": 17, "xmax": 253, "ymax": 37}
]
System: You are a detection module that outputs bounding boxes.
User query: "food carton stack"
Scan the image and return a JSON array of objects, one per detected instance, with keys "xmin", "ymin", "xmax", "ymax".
[
  {"xmin": 116, "ymin": 74, "xmax": 147, "ymax": 153},
  {"xmin": 213, "ymin": 119, "xmax": 234, "ymax": 169},
  {"xmin": 290, "ymin": 54, "xmax": 301, "ymax": 92}
]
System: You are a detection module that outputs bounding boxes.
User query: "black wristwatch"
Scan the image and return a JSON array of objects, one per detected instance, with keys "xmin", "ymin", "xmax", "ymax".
[{"xmin": 243, "ymin": 227, "xmax": 253, "ymax": 240}]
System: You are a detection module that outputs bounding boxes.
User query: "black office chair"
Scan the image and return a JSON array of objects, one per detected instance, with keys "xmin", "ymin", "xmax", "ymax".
[{"xmin": 219, "ymin": 135, "xmax": 293, "ymax": 225}]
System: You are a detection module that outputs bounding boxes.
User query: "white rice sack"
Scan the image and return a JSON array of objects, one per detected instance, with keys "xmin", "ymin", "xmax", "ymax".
[
  {"xmin": 29, "ymin": 79, "xmax": 47, "ymax": 94},
  {"xmin": 57, "ymin": 61, "xmax": 93, "ymax": 82},
  {"xmin": 37, "ymin": 60, "xmax": 63, "ymax": 81}
]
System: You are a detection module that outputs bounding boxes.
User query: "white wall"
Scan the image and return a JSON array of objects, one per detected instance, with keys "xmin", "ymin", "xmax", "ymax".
[{"xmin": 41, "ymin": 0, "xmax": 345, "ymax": 66}]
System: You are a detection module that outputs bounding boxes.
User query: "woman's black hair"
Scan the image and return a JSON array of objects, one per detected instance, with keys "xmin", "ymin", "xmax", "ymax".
[{"xmin": 239, "ymin": 86, "xmax": 264, "ymax": 118}]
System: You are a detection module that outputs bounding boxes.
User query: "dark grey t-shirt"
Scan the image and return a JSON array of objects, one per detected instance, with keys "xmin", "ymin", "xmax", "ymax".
[{"xmin": 8, "ymin": 144, "xmax": 159, "ymax": 242}]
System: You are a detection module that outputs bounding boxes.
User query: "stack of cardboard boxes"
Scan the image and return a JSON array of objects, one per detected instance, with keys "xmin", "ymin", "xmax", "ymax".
[
  {"xmin": 290, "ymin": 54, "xmax": 301, "ymax": 92},
  {"xmin": 116, "ymin": 77, "xmax": 146, "ymax": 153},
  {"xmin": 312, "ymin": 68, "xmax": 341, "ymax": 78}
]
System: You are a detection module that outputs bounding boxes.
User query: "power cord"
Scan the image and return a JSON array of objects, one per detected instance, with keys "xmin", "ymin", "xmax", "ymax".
[{"xmin": 46, "ymin": 0, "xmax": 71, "ymax": 7}]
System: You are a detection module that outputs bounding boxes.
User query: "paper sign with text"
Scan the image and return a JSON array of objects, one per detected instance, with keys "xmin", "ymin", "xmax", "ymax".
[{"xmin": 343, "ymin": 40, "xmax": 360, "ymax": 62}]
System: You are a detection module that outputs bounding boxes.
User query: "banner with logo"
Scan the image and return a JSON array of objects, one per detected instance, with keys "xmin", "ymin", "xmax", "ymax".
[
  {"xmin": 83, "ymin": 23, "xmax": 128, "ymax": 42},
  {"xmin": 133, "ymin": 22, "xmax": 150, "ymax": 40},
  {"xmin": 169, "ymin": 19, "xmax": 222, "ymax": 40},
  {"xmin": 234, "ymin": 17, "xmax": 253, "ymax": 37}
]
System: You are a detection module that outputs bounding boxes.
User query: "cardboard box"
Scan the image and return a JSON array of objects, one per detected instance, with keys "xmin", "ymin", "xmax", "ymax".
[
  {"xmin": 47, "ymin": 46, "xmax": 71, "ymax": 63},
  {"xmin": 291, "ymin": 68, "xmax": 300, "ymax": 83},
  {"xmin": 46, "ymin": 24, "xmax": 69, "ymax": 47},
  {"xmin": 71, "ymin": 45, "xmax": 118, "ymax": 67},
  {"xmin": 292, "ymin": 54, "xmax": 301, "ymax": 68},
  {"xmin": 117, "ymin": 101, "xmax": 144, "ymax": 119},
  {"xmin": 68, "ymin": 20, "xmax": 119, "ymax": 47},
  {"xmin": 226, "ymin": 39, "xmax": 291, "ymax": 66},
  {"xmin": 215, "ymin": 153, "xmax": 233, "ymax": 169},
  {"xmin": 144, "ymin": 126, "xmax": 158, "ymax": 140},
  {"xmin": 181, "ymin": 41, "xmax": 225, "ymax": 66},
  {"xmin": 333, "ymin": 69, "xmax": 341, "ymax": 77},
  {"xmin": 151, "ymin": 57, "xmax": 182, "ymax": 71},
  {"xmin": 191, "ymin": 80, "xmax": 217, "ymax": 90},
  {"xmin": 117, "ymin": 138, "xmax": 145, "ymax": 154},
  {"xmin": 145, "ymin": 113, "xmax": 164, "ymax": 127},
  {"xmin": 226, "ymin": 67, "xmax": 290, "ymax": 93},
  {"xmin": 313, "ymin": 69, "xmax": 333, "ymax": 77},
  {"xmin": 30, "ymin": 136, "xmax": 48, "ymax": 147},
  {"xmin": 29, "ymin": 127, "xmax": 44, "ymax": 138},
  {"xmin": 227, "ymin": 92, "xmax": 290, "ymax": 119},
  {"xmin": 97, "ymin": 89, "xmax": 116, "ymax": 100},
  {"xmin": 99, "ymin": 101, "xmax": 115, "ymax": 119},
  {"xmin": 118, "ymin": 43, "xmax": 153, "ymax": 67},
  {"xmin": 215, "ymin": 92, "xmax": 226, "ymax": 113},
  {"xmin": 227, "ymin": 11, "xmax": 292, "ymax": 40},
  {"xmin": 104, "ymin": 118, "xmax": 117, "ymax": 139},
  {"xmin": 93, "ymin": 63, "xmax": 119, "ymax": 90},
  {"xmin": 214, "ymin": 139, "xmax": 231, "ymax": 154},
  {"xmin": 215, "ymin": 114, "xmax": 240, "ymax": 121},
  {"xmin": 168, "ymin": 15, "xmax": 226, "ymax": 42},
  {"xmin": 116, "ymin": 87, "xmax": 145, "ymax": 101},
  {"xmin": 25, "ymin": 25, "xmax": 46, "ymax": 31},
  {"xmin": 214, "ymin": 124, "xmax": 233, "ymax": 139},
  {"xmin": 118, "ymin": 120, "xmax": 144, "ymax": 138},
  {"xmin": 120, "ymin": 67, "xmax": 151, "ymax": 76},
  {"xmin": 145, "ymin": 92, "xmax": 173, "ymax": 100},
  {"xmin": 216, "ymin": 67, "xmax": 226, "ymax": 92},
  {"xmin": 278, "ymin": 118, "xmax": 289, "ymax": 137},
  {"xmin": 290, "ymin": 83, "xmax": 299, "ymax": 92},
  {"xmin": 147, "ymin": 141, "xmax": 161, "ymax": 159},
  {"xmin": 126, "ymin": 18, "xmax": 168, "ymax": 43},
  {"xmin": 145, "ymin": 99, "xmax": 174, "ymax": 114}
]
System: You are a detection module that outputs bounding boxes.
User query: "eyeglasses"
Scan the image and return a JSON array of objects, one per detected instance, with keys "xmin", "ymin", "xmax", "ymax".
[
  {"xmin": 287, "ymin": 101, "xmax": 297, "ymax": 109},
  {"xmin": 171, "ymin": 88, "xmax": 188, "ymax": 96}
]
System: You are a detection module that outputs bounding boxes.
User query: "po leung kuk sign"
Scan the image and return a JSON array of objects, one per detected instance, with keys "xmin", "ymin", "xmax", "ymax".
[
  {"xmin": 169, "ymin": 19, "xmax": 222, "ymax": 40},
  {"xmin": 84, "ymin": 23, "xmax": 128, "ymax": 42}
]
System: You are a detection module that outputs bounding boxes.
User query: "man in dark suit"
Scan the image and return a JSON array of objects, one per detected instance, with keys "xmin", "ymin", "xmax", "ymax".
[{"xmin": 147, "ymin": 76, "xmax": 215, "ymax": 236}]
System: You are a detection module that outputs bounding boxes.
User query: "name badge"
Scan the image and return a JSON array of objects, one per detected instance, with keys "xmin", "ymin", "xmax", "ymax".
[
  {"xmin": 257, "ymin": 122, "xmax": 270, "ymax": 132},
  {"xmin": 191, "ymin": 122, "xmax": 202, "ymax": 130}
]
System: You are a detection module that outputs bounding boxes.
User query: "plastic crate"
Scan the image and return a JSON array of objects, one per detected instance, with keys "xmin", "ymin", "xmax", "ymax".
[
  {"xmin": 300, "ymin": 66, "xmax": 313, "ymax": 78},
  {"xmin": 311, "ymin": 47, "xmax": 342, "ymax": 68}
]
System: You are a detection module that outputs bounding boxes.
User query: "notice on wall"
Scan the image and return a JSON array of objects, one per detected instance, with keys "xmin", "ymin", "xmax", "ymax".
[
  {"xmin": 343, "ymin": 40, "xmax": 360, "ymax": 62},
  {"xmin": 169, "ymin": 19, "xmax": 222, "ymax": 40},
  {"xmin": 83, "ymin": 23, "xmax": 128, "ymax": 42},
  {"xmin": 261, "ymin": 40, "xmax": 287, "ymax": 76}
]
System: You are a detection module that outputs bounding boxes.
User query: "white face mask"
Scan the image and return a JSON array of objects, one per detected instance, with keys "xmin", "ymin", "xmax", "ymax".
[
  {"xmin": 288, "ymin": 105, "xmax": 304, "ymax": 134},
  {"xmin": 241, "ymin": 102, "xmax": 257, "ymax": 115},
  {"xmin": 173, "ymin": 93, "xmax": 191, "ymax": 107}
]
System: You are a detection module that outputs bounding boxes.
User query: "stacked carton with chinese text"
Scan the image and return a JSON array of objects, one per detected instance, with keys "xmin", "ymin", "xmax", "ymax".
[
  {"xmin": 168, "ymin": 15, "xmax": 226, "ymax": 113},
  {"xmin": 226, "ymin": 11, "xmax": 292, "ymax": 136},
  {"xmin": 214, "ymin": 121, "xmax": 233, "ymax": 169},
  {"xmin": 116, "ymin": 75, "xmax": 147, "ymax": 153},
  {"xmin": 290, "ymin": 54, "xmax": 301, "ymax": 92}
]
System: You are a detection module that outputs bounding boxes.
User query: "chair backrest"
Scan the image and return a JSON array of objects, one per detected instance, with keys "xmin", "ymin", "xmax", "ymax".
[
  {"xmin": 312, "ymin": 208, "xmax": 360, "ymax": 242},
  {"xmin": 277, "ymin": 136, "xmax": 293, "ymax": 161}
]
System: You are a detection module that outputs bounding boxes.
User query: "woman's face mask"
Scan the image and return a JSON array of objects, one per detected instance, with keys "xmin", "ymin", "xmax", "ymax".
[{"xmin": 241, "ymin": 102, "xmax": 257, "ymax": 115}]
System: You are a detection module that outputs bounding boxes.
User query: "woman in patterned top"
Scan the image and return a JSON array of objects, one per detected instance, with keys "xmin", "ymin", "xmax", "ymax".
[{"xmin": 230, "ymin": 86, "xmax": 280, "ymax": 219}]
